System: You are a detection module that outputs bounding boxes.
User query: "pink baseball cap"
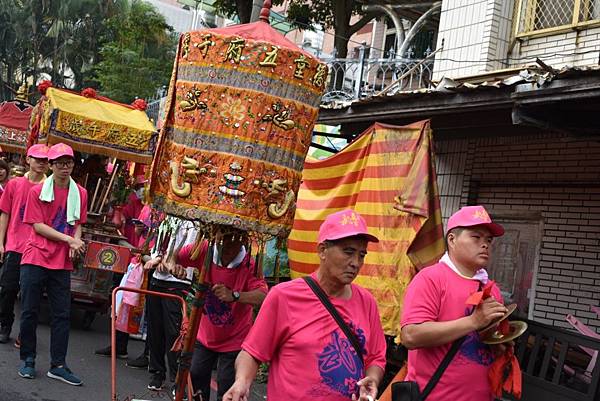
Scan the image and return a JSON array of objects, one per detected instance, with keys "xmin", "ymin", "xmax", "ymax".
[
  {"xmin": 318, "ymin": 209, "xmax": 379, "ymax": 243},
  {"xmin": 447, "ymin": 206, "xmax": 504, "ymax": 237},
  {"xmin": 48, "ymin": 143, "xmax": 74, "ymax": 161},
  {"xmin": 27, "ymin": 144, "xmax": 49, "ymax": 159}
]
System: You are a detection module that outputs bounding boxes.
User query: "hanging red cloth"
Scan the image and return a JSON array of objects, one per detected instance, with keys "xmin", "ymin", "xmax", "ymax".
[
  {"xmin": 466, "ymin": 280, "xmax": 496, "ymax": 305},
  {"xmin": 489, "ymin": 344, "xmax": 522, "ymax": 399}
]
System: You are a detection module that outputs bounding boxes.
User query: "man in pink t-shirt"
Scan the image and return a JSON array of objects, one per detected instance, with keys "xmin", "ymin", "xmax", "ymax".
[
  {"xmin": 401, "ymin": 205, "xmax": 509, "ymax": 401},
  {"xmin": 18, "ymin": 143, "xmax": 87, "ymax": 387},
  {"xmin": 145, "ymin": 228, "xmax": 268, "ymax": 399},
  {"xmin": 224, "ymin": 209, "xmax": 387, "ymax": 401},
  {"xmin": 0, "ymin": 144, "xmax": 48, "ymax": 344}
]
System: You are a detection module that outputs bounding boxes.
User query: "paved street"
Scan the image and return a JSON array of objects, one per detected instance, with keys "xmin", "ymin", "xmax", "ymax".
[{"xmin": 0, "ymin": 303, "xmax": 266, "ymax": 401}]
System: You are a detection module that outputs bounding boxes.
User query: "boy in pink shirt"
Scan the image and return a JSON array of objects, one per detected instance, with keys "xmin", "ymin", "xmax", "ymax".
[
  {"xmin": 401, "ymin": 206, "xmax": 509, "ymax": 401},
  {"xmin": 0, "ymin": 144, "xmax": 48, "ymax": 344},
  {"xmin": 18, "ymin": 143, "xmax": 87, "ymax": 386},
  {"xmin": 224, "ymin": 210, "xmax": 386, "ymax": 401}
]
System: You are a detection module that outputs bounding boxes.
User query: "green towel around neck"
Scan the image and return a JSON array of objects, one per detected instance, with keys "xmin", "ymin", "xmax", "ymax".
[{"xmin": 39, "ymin": 174, "xmax": 81, "ymax": 225}]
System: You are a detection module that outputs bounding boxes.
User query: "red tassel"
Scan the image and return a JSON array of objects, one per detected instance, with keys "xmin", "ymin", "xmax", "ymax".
[
  {"xmin": 131, "ymin": 98, "xmax": 147, "ymax": 111},
  {"xmin": 37, "ymin": 80, "xmax": 53, "ymax": 95},
  {"xmin": 488, "ymin": 345, "xmax": 522, "ymax": 399},
  {"xmin": 81, "ymin": 87, "xmax": 98, "ymax": 98},
  {"xmin": 170, "ymin": 316, "xmax": 189, "ymax": 352}
]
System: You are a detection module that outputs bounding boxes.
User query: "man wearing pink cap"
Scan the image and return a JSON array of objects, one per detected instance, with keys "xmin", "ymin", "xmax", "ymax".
[
  {"xmin": 121, "ymin": 174, "xmax": 147, "ymax": 246},
  {"xmin": 0, "ymin": 144, "xmax": 49, "ymax": 344},
  {"xmin": 18, "ymin": 143, "xmax": 87, "ymax": 386},
  {"xmin": 224, "ymin": 209, "xmax": 387, "ymax": 401},
  {"xmin": 401, "ymin": 206, "xmax": 509, "ymax": 401}
]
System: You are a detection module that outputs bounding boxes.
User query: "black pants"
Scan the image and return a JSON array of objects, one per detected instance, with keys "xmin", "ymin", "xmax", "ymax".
[
  {"xmin": 20, "ymin": 264, "xmax": 71, "ymax": 366},
  {"xmin": 0, "ymin": 252, "xmax": 22, "ymax": 330},
  {"xmin": 146, "ymin": 278, "xmax": 187, "ymax": 382},
  {"xmin": 190, "ymin": 341, "xmax": 239, "ymax": 401}
]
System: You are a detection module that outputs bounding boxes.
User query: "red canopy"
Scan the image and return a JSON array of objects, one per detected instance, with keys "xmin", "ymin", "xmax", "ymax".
[{"xmin": 0, "ymin": 100, "xmax": 33, "ymax": 153}]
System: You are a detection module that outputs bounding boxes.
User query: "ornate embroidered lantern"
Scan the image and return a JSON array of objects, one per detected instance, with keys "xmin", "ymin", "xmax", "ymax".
[{"xmin": 148, "ymin": 2, "xmax": 327, "ymax": 238}]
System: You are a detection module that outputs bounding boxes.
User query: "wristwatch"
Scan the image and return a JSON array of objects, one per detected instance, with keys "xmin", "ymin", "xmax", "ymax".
[{"xmin": 232, "ymin": 290, "xmax": 241, "ymax": 302}]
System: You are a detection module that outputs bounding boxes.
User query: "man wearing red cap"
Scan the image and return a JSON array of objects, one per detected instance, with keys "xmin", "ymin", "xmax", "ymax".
[
  {"xmin": 401, "ymin": 205, "xmax": 509, "ymax": 401},
  {"xmin": 224, "ymin": 209, "xmax": 386, "ymax": 401},
  {"xmin": 0, "ymin": 144, "xmax": 49, "ymax": 344},
  {"xmin": 18, "ymin": 143, "xmax": 87, "ymax": 386}
]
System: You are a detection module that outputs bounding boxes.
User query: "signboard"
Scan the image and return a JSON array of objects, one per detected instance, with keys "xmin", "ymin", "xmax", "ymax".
[{"xmin": 84, "ymin": 241, "xmax": 131, "ymax": 274}]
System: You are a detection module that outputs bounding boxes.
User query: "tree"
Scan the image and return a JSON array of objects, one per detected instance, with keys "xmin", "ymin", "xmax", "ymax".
[
  {"xmin": 43, "ymin": 0, "xmax": 115, "ymax": 88},
  {"xmin": 93, "ymin": 0, "xmax": 176, "ymax": 103},
  {"xmin": 286, "ymin": 0, "xmax": 379, "ymax": 59},
  {"xmin": 211, "ymin": 0, "xmax": 378, "ymax": 59},
  {"xmin": 212, "ymin": 0, "xmax": 284, "ymax": 24},
  {"xmin": 0, "ymin": 0, "xmax": 117, "ymax": 100}
]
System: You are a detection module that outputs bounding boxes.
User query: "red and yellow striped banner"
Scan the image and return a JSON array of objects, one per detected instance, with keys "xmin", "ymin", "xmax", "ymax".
[{"xmin": 289, "ymin": 120, "xmax": 445, "ymax": 337}]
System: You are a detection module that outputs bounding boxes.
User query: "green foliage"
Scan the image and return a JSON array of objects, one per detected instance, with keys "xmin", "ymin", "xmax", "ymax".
[
  {"xmin": 285, "ymin": 0, "xmax": 367, "ymax": 31},
  {"xmin": 113, "ymin": 171, "xmax": 133, "ymax": 205},
  {"xmin": 212, "ymin": 0, "xmax": 284, "ymax": 24},
  {"xmin": 0, "ymin": 0, "xmax": 174, "ymax": 103},
  {"xmin": 93, "ymin": 0, "xmax": 176, "ymax": 103}
]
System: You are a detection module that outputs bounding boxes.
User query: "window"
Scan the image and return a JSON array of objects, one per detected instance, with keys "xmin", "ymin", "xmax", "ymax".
[{"xmin": 514, "ymin": 0, "xmax": 600, "ymax": 37}]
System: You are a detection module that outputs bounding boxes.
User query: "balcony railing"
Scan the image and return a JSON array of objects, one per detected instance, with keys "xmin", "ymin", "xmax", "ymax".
[{"xmin": 321, "ymin": 49, "xmax": 435, "ymax": 104}]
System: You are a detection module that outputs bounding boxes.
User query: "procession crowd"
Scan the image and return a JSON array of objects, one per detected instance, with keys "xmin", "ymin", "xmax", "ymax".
[{"xmin": 0, "ymin": 144, "xmax": 510, "ymax": 401}]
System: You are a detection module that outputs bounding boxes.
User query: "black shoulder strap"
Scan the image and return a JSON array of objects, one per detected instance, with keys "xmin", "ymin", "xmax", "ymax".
[
  {"xmin": 420, "ymin": 281, "xmax": 483, "ymax": 400},
  {"xmin": 303, "ymin": 276, "xmax": 364, "ymax": 367},
  {"xmin": 420, "ymin": 335, "xmax": 466, "ymax": 400}
]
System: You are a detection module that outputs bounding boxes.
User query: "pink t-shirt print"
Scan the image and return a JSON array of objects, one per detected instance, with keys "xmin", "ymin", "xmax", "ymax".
[
  {"xmin": 21, "ymin": 183, "xmax": 88, "ymax": 271},
  {"xmin": 176, "ymin": 243, "xmax": 268, "ymax": 353},
  {"xmin": 242, "ymin": 274, "xmax": 386, "ymax": 401},
  {"xmin": 401, "ymin": 262, "xmax": 503, "ymax": 401},
  {"xmin": 0, "ymin": 177, "xmax": 40, "ymax": 254}
]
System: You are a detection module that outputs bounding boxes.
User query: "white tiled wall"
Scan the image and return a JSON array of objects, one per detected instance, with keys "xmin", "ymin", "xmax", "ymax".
[
  {"xmin": 433, "ymin": 0, "xmax": 600, "ymax": 79},
  {"xmin": 510, "ymin": 27, "xmax": 600, "ymax": 69},
  {"xmin": 433, "ymin": 0, "xmax": 493, "ymax": 80}
]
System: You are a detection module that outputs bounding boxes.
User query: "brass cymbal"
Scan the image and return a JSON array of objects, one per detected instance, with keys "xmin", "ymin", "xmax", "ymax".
[
  {"xmin": 482, "ymin": 320, "xmax": 528, "ymax": 345},
  {"xmin": 478, "ymin": 303, "xmax": 518, "ymax": 338}
]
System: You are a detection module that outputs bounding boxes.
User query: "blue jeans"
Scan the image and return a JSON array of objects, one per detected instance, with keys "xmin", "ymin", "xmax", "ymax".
[{"xmin": 19, "ymin": 264, "xmax": 71, "ymax": 366}]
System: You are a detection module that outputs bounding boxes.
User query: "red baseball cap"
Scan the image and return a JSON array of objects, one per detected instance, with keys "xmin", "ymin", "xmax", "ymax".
[
  {"xmin": 48, "ymin": 143, "xmax": 74, "ymax": 161},
  {"xmin": 318, "ymin": 209, "xmax": 379, "ymax": 243},
  {"xmin": 447, "ymin": 206, "xmax": 504, "ymax": 237},
  {"xmin": 27, "ymin": 144, "xmax": 49, "ymax": 159}
]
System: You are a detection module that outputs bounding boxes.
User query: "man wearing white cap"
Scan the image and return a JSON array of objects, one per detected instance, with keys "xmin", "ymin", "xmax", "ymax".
[
  {"xmin": 18, "ymin": 143, "xmax": 87, "ymax": 386},
  {"xmin": 0, "ymin": 144, "xmax": 49, "ymax": 344},
  {"xmin": 224, "ymin": 209, "xmax": 386, "ymax": 401},
  {"xmin": 401, "ymin": 205, "xmax": 509, "ymax": 401}
]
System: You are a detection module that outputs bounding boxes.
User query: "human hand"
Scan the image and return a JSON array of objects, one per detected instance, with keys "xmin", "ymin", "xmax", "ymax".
[
  {"xmin": 222, "ymin": 380, "xmax": 250, "ymax": 401},
  {"xmin": 471, "ymin": 297, "xmax": 508, "ymax": 330},
  {"xmin": 212, "ymin": 284, "xmax": 234, "ymax": 302},
  {"xmin": 68, "ymin": 237, "xmax": 85, "ymax": 253},
  {"xmin": 169, "ymin": 264, "xmax": 188, "ymax": 279},
  {"xmin": 352, "ymin": 376, "xmax": 378, "ymax": 401},
  {"xmin": 143, "ymin": 256, "xmax": 162, "ymax": 271}
]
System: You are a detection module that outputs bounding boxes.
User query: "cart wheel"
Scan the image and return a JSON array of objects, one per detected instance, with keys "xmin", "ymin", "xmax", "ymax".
[{"xmin": 82, "ymin": 311, "xmax": 96, "ymax": 330}]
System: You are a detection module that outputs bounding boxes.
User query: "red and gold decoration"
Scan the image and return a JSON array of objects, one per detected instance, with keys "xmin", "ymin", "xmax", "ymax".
[
  {"xmin": 84, "ymin": 241, "xmax": 131, "ymax": 274},
  {"xmin": 28, "ymin": 84, "xmax": 157, "ymax": 164},
  {"xmin": 148, "ymin": 1, "xmax": 327, "ymax": 238},
  {"xmin": 0, "ymin": 84, "xmax": 33, "ymax": 153}
]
